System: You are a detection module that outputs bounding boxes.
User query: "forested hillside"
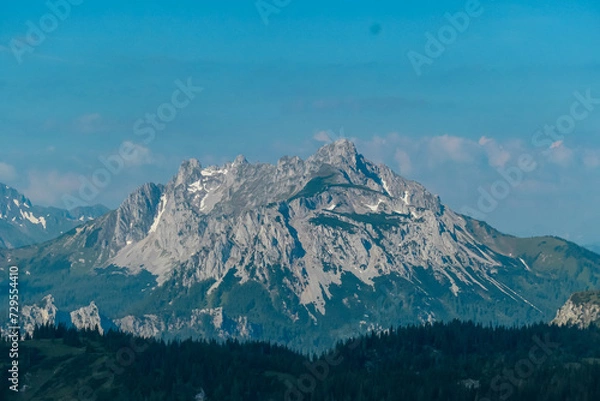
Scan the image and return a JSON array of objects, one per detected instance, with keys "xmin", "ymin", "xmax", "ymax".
[{"xmin": 2, "ymin": 321, "xmax": 600, "ymax": 400}]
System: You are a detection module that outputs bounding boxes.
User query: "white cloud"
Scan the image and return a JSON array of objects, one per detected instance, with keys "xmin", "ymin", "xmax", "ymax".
[
  {"xmin": 313, "ymin": 128, "xmax": 346, "ymax": 144},
  {"xmin": 394, "ymin": 149, "xmax": 413, "ymax": 175},
  {"xmin": 547, "ymin": 141, "xmax": 574, "ymax": 167},
  {"xmin": 426, "ymin": 134, "xmax": 478, "ymax": 166},
  {"xmin": 313, "ymin": 130, "xmax": 333, "ymax": 143},
  {"xmin": 121, "ymin": 141, "xmax": 158, "ymax": 167},
  {"xmin": 23, "ymin": 170, "xmax": 81, "ymax": 206},
  {"xmin": 74, "ymin": 113, "xmax": 103, "ymax": 134},
  {"xmin": 478, "ymin": 136, "xmax": 511, "ymax": 168},
  {"xmin": 357, "ymin": 133, "xmax": 531, "ymax": 174},
  {"xmin": 583, "ymin": 149, "xmax": 600, "ymax": 169},
  {"xmin": 0, "ymin": 162, "xmax": 17, "ymax": 182},
  {"xmin": 478, "ymin": 136, "xmax": 493, "ymax": 146}
]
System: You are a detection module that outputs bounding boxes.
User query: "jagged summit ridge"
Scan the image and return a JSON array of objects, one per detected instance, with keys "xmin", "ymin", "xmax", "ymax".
[
  {"xmin": 310, "ymin": 138, "xmax": 359, "ymax": 166},
  {"xmin": 4, "ymin": 140, "xmax": 600, "ymax": 349},
  {"xmin": 44, "ymin": 141, "xmax": 521, "ymax": 313},
  {"xmin": 174, "ymin": 158, "xmax": 203, "ymax": 187}
]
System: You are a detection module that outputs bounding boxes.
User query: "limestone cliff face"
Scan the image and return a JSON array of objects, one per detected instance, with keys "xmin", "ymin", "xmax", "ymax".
[
  {"xmin": 4, "ymin": 140, "xmax": 600, "ymax": 349},
  {"xmin": 16, "ymin": 297, "xmax": 106, "ymax": 338},
  {"xmin": 49, "ymin": 140, "xmax": 518, "ymax": 312},
  {"xmin": 20, "ymin": 295, "xmax": 58, "ymax": 337},
  {"xmin": 70, "ymin": 302, "xmax": 104, "ymax": 334},
  {"xmin": 552, "ymin": 291, "xmax": 600, "ymax": 328}
]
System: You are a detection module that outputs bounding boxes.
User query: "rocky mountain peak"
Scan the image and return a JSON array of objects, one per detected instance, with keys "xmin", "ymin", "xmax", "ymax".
[
  {"xmin": 0, "ymin": 183, "xmax": 32, "ymax": 209},
  {"xmin": 310, "ymin": 139, "xmax": 358, "ymax": 168},
  {"xmin": 233, "ymin": 154, "xmax": 248, "ymax": 166},
  {"xmin": 174, "ymin": 158, "xmax": 203, "ymax": 187}
]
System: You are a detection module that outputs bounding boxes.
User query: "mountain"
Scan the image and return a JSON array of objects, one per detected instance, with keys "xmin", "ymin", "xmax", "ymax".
[
  {"xmin": 2, "ymin": 140, "xmax": 600, "ymax": 350},
  {"xmin": 0, "ymin": 184, "xmax": 109, "ymax": 248},
  {"xmin": 552, "ymin": 290, "xmax": 600, "ymax": 328}
]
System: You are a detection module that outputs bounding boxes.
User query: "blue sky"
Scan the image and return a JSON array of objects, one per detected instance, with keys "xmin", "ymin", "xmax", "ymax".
[{"xmin": 0, "ymin": 0, "xmax": 599, "ymax": 245}]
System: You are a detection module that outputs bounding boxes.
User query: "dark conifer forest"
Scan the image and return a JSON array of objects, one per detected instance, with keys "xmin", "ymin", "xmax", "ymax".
[{"xmin": 2, "ymin": 321, "xmax": 600, "ymax": 400}]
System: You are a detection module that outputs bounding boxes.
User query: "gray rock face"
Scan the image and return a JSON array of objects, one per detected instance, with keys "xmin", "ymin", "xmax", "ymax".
[
  {"xmin": 3, "ymin": 140, "xmax": 600, "ymax": 349},
  {"xmin": 70, "ymin": 301, "xmax": 104, "ymax": 334},
  {"xmin": 67, "ymin": 141, "xmax": 506, "ymax": 300},
  {"xmin": 0, "ymin": 184, "xmax": 109, "ymax": 248},
  {"xmin": 552, "ymin": 291, "xmax": 600, "ymax": 328},
  {"xmin": 114, "ymin": 315, "xmax": 166, "ymax": 338},
  {"xmin": 20, "ymin": 295, "xmax": 58, "ymax": 338},
  {"xmin": 14, "ymin": 296, "xmax": 108, "ymax": 338},
  {"xmin": 114, "ymin": 308, "xmax": 254, "ymax": 340}
]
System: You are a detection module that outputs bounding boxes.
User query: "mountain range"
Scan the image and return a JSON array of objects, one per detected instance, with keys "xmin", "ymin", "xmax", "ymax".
[
  {"xmin": 0, "ymin": 184, "xmax": 108, "ymax": 249},
  {"xmin": 2, "ymin": 140, "xmax": 599, "ymax": 350}
]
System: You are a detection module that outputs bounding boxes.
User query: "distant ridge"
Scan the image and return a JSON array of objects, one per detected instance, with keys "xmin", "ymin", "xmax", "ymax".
[{"xmin": 0, "ymin": 183, "xmax": 109, "ymax": 248}]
